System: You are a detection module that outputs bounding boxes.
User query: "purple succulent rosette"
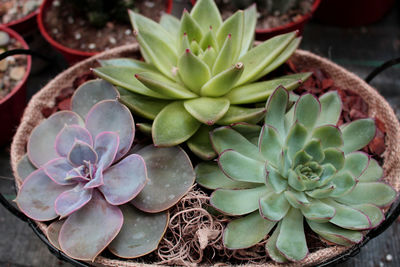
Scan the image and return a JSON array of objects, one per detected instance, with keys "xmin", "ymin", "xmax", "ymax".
[{"xmin": 15, "ymin": 80, "xmax": 195, "ymax": 261}]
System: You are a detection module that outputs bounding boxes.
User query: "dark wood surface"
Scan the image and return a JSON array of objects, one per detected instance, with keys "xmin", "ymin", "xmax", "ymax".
[{"xmin": 1, "ymin": 0, "xmax": 399, "ymax": 266}]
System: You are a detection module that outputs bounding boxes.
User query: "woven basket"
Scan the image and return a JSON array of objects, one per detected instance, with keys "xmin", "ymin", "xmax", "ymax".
[{"xmin": 10, "ymin": 44, "xmax": 400, "ymax": 267}]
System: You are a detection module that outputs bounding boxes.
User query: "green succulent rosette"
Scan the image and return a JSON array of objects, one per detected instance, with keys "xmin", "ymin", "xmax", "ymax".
[
  {"xmin": 196, "ymin": 86, "xmax": 397, "ymax": 262},
  {"xmin": 93, "ymin": 0, "xmax": 311, "ymax": 160}
]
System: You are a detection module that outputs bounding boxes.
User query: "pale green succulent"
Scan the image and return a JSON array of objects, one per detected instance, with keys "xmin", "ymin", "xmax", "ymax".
[
  {"xmin": 93, "ymin": 0, "xmax": 311, "ymax": 160},
  {"xmin": 196, "ymin": 86, "xmax": 397, "ymax": 262}
]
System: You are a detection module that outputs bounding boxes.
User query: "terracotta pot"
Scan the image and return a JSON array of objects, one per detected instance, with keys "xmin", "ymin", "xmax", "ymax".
[
  {"xmin": 190, "ymin": 0, "xmax": 321, "ymax": 40},
  {"xmin": 2, "ymin": 7, "xmax": 39, "ymax": 34},
  {"xmin": 314, "ymin": 0, "xmax": 395, "ymax": 27},
  {"xmin": 0, "ymin": 25, "xmax": 31, "ymax": 146},
  {"xmin": 10, "ymin": 44, "xmax": 400, "ymax": 267},
  {"xmin": 37, "ymin": 0, "xmax": 173, "ymax": 65}
]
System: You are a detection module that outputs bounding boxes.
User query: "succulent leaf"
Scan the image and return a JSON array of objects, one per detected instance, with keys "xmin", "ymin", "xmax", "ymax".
[
  {"xmin": 311, "ymin": 125, "xmax": 343, "ymax": 148},
  {"xmin": 152, "ymin": 101, "xmax": 201, "ymax": 146},
  {"xmin": 219, "ymin": 149, "xmax": 266, "ymax": 183},
  {"xmin": 240, "ymin": 5, "xmax": 257, "ymax": 57},
  {"xmin": 216, "ymin": 10, "xmax": 244, "ymax": 62},
  {"xmin": 211, "ymin": 186, "xmax": 269, "ymax": 215},
  {"xmin": 16, "ymin": 170, "xmax": 74, "ymax": 221},
  {"xmin": 253, "ymin": 37, "xmax": 301, "ymax": 81},
  {"xmin": 276, "ymin": 208, "xmax": 308, "ymax": 261},
  {"xmin": 335, "ymin": 182, "xmax": 397, "ymax": 207},
  {"xmin": 59, "ymin": 190, "xmax": 123, "ymax": 261},
  {"xmin": 120, "ymin": 93, "xmax": 169, "ymax": 120},
  {"xmin": 227, "ymin": 72, "xmax": 311, "ymax": 105},
  {"xmin": 235, "ymin": 32, "xmax": 296, "ymax": 86},
  {"xmin": 358, "ymin": 158, "xmax": 383, "ymax": 182},
  {"xmin": 266, "ymin": 223, "xmax": 287, "ymax": 263},
  {"xmin": 294, "ymin": 94, "xmax": 321, "ymax": 129},
  {"xmin": 324, "ymin": 199, "xmax": 371, "ymax": 230},
  {"xmin": 187, "ymin": 125, "xmax": 217, "ymax": 160},
  {"xmin": 28, "ymin": 111, "xmax": 83, "ymax": 167},
  {"xmin": 109, "ymin": 205, "xmax": 169, "ymax": 258},
  {"xmin": 71, "ymin": 79, "xmax": 119, "ymax": 119},
  {"xmin": 98, "ymin": 58, "xmax": 158, "ymax": 72},
  {"xmin": 55, "ymin": 125, "xmax": 93, "ymax": 158},
  {"xmin": 259, "ymin": 192, "xmax": 290, "ymax": 221},
  {"xmin": 217, "ymin": 106, "xmax": 266, "ymax": 125},
  {"xmin": 94, "ymin": 132, "xmax": 119, "ymax": 169},
  {"xmin": 202, "ymin": 63, "xmax": 244, "ymax": 97},
  {"xmin": 46, "ymin": 220, "xmax": 64, "ymax": 250},
  {"xmin": 85, "ymin": 100, "xmax": 134, "ymax": 161},
  {"xmin": 178, "ymin": 49, "xmax": 211, "ymax": 94},
  {"xmin": 190, "ymin": 0, "xmax": 222, "ymax": 33},
  {"xmin": 307, "ymin": 220, "xmax": 363, "ymax": 246},
  {"xmin": 211, "ymin": 126, "xmax": 260, "ymax": 159},
  {"xmin": 16, "ymin": 154, "xmax": 37, "ymax": 181},
  {"xmin": 184, "ymin": 97, "xmax": 230, "ymax": 125},
  {"xmin": 264, "ymin": 86, "xmax": 289, "ymax": 136},
  {"xmin": 100, "ymin": 154, "xmax": 147, "ymax": 205},
  {"xmin": 340, "ymin": 119, "xmax": 376, "ymax": 154},
  {"xmin": 160, "ymin": 14, "xmax": 180, "ymax": 38},
  {"xmin": 135, "ymin": 72, "xmax": 198, "ymax": 99},
  {"xmin": 93, "ymin": 67, "xmax": 172, "ymax": 99},
  {"xmin": 224, "ymin": 211, "xmax": 276, "ymax": 249},
  {"xmin": 131, "ymin": 145, "xmax": 195, "ymax": 213},
  {"xmin": 196, "ymin": 162, "xmax": 257, "ymax": 190},
  {"xmin": 68, "ymin": 141, "xmax": 98, "ymax": 166},
  {"xmin": 55, "ymin": 183, "xmax": 93, "ymax": 218},
  {"xmin": 315, "ymin": 91, "xmax": 342, "ymax": 126}
]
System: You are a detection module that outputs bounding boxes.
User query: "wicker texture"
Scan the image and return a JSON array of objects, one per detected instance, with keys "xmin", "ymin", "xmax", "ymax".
[{"xmin": 10, "ymin": 45, "xmax": 400, "ymax": 266}]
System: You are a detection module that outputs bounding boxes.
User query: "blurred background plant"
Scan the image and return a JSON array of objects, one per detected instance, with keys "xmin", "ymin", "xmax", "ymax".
[{"xmin": 68, "ymin": 0, "xmax": 135, "ymax": 28}]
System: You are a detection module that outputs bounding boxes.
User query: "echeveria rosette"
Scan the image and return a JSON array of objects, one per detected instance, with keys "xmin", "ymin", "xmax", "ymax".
[
  {"xmin": 15, "ymin": 80, "xmax": 195, "ymax": 261},
  {"xmin": 93, "ymin": 0, "xmax": 312, "ymax": 160},
  {"xmin": 195, "ymin": 86, "xmax": 397, "ymax": 262}
]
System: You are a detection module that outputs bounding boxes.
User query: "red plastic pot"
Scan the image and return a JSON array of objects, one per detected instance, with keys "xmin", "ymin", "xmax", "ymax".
[
  {"xmin": 314, "ymin": 0, "xmax": 395, "ymax": 27},
  {"xmin": 2, "ymin": 8, "xmax": 39, "ymax": 34},
  {"xmin": 190, "ymin": 0, "xmax": 321, "ymax": 41},
  {"xmin": 37, "ymin": 0, "xmax": 173, "ymax": 65},
  {"xmin": 0, "ymin": 25, "xmax": 31, "ymax": 146}
]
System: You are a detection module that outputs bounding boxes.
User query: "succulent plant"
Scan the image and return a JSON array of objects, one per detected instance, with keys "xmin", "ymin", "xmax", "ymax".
[
  {"xmin": 93, "ymin": 0, "xmax": 311, "ymax": 160},
  {"xmin": 16, "ymin": 79, "xmax": 195, "ymax": 261},
  {"xmin": 196, "ymin": 86, "xmax": 397, "ymax": 262}
]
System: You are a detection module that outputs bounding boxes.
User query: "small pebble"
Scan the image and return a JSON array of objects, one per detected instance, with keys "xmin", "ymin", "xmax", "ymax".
[
  {"xmin": 53, "ymin": 0, "xmax": 60, "ymax": 7},
  {"xmin": 88, "ymin": 43, "xmax": 96, "ymax": 49},
  {"xmin": 0, "ymin": 32, "xmax": 10, "ymax": 46},
  {"xmin": 23, "ymin": 0, "xmax": 38, "ymax": 15},
  {"xmin": 386, "ymin": 254, "xmax": 393, "ymax": 261},
  {"xmin": 10, "ymin": 67, "xmax": 25, "ymax": 81},
  {"xmin": 144, "ymin": 1, "xmax": 155, "ymax": 8},
  {"xmin": 125, "ymin": 29, "xmax": 132, "ymax": 36},
  {"xmin": 379, "ymin": 261, "xmax": 385, "ymax": 267},
  {"xmin": 109, "ymin": 37, "xmax": 117, "ymax": 45},
  {"xmin": 52, "ymin": 28, "xmax": 59, "ymax": 34},
  {"xmin": 6, "ymin": 56, "xmax": 15, "ymax": 63},
  {"xmin": 74, "ymin": 33, "xmax": 81, "ymax": 40},
  {"xmin": 0, "ymin": 60, "xmax": 8, "ymax": 72},
  {"xmin": 67, "ymin": 16, "xmax": 74, "ymax": 24}
]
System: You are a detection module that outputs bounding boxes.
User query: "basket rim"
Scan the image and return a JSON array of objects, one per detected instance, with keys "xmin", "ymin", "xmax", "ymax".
[{"xmin": 9, "ymin": 44, "xmax": 400, "ymax": 267}]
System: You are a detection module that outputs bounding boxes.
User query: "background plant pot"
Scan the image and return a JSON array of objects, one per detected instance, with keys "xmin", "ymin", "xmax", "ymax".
[
  {"xmin": 37, "ymin": 0, "xmax": 173, "ymax": 65},
  {"xmin": 8, "ymin": 44, "xmax": 400, "ymax": 267},
  {"xmin": 0, "ymin": 25, "xmax": 31, "ymax": 146},
  {"xmin": 2, "ymin": 9, "xmax": 39, "ymax": 34},
  {"xmin": 314, "ymin": 0, "xmax": 395, "ymax": 27},
  {"xmin": 190, "ymin": 0, "xmax": 321, "ymax": 40}
]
